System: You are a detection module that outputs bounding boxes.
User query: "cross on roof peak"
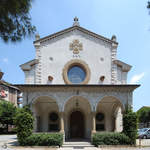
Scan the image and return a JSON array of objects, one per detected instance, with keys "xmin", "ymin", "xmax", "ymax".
[{"xmin": 73, "ymin": 17, "xmax": 80, "ymax": 26}]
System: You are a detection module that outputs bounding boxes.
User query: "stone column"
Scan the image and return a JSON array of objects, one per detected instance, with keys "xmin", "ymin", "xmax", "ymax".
[
  {"xmin": 60, "ymin": 112, "xmax": 64, "ymax": 133},
  {"xmin": 32, "ymin": 111, "xmax": 37, "ymax": 132},
  {"xmin": 31, "ymin": 104, "xmax": 37, "ymax": 132},
  {"xmin": 60, "ymin": 112, "xmax": 65, "ymax": 143},
  {"xmin": 92, "ymin": 112, "xmax": 96, "ymax": 133},
  {"xmin": 114, "ymin": 107, "xmax": 123, "ymax": 132}
]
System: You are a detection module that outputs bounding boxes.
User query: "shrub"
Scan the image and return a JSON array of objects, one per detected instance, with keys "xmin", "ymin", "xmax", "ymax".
[
  {"xmin": 0, "ymin": 100, "xmax": 17, "ymax": 133},
  {"xmin": 14, "ymin": 109, "xmax": 34, "ymax": 145},
  {"xmin": 24, "ymin": 133, "xmax": 63, "ymax": 146},
  {"xmin": 92, "ymin": 132, "xmax": 130, "ymax": 146},
  {"xmin": 123, "ymin": 108, "xmax": 138, "ymax": 145}
]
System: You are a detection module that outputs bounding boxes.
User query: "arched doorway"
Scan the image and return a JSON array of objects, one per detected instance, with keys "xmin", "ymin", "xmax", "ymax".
[{"xmin": 70, "ymin": 111, "xmax": 84, "ymax": 139}]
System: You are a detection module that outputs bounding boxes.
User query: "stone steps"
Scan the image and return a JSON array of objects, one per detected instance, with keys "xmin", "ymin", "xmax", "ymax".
[{"xmin": 62, "ymin": 141, "xmax": 95, "ymax": 148}]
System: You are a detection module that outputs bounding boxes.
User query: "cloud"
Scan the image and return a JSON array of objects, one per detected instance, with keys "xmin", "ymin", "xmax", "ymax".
[
  {"xmin": 130, "ymin": 72, "xmax": 145, "ymax": 84},
  {"xmin": 2, "ymin": 58, "xmax": 8, "ymax": 63}
]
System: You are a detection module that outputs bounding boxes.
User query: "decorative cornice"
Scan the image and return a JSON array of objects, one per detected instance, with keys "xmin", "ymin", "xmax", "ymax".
[
  {"xmin": 14, "ymin": 84, "xmax": 140, "ymax": 92},
  {"xmin": 33, "ymin": 26, "xmax": 118, "ymax": 45},
  {"xmin": 114, "ymin": 60, "xmax": 132, "ymax": 72},
  {"xmin": 20, "ymin": 59, "xmax": 39, "ymax": 71}
]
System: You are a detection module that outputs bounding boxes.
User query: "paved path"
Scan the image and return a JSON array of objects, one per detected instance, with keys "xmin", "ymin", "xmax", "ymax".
[{"xmin": 0, "ymin": 135, "xmax": 150, "ymax": 150}]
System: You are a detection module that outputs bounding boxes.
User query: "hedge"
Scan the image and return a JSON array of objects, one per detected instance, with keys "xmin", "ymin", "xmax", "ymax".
[
  {"xmin": 15, "ymin": 107, "xmax": 63, "ymax": 146},
  {"xmin": 92, "ymin": 132, "xmax": 130, "ymax": 147},
  {"xmin": 24, "ymin": 133, "xmax": 63, "ymax": 146}
]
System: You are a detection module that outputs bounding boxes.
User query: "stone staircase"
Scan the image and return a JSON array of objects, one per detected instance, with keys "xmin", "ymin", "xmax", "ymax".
[{"xmin": 61, "ymin": 140, "xmax": 98, "ymax": 149}]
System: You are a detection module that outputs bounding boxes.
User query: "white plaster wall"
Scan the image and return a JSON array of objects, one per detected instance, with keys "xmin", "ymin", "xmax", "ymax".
[
  {"xmin": 122, "ymin": 72, "xmax": 127, "ymax": 84},
  {"xmin": 24, "ymin": 66, "xmax": 35, "ymax": 84},
  {"xmin": 116, "ymin": 66, "xmax": 127, "ymax": 84},
  {"xmin": 38, "ymin": 31, "xmax": 112, "ymax": 84},
  {"xmin": 117, "ymin": 66, "xmax": 122, "ymax": 84}
]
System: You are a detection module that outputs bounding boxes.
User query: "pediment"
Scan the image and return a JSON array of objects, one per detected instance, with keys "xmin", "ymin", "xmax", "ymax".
[{"xmin": 33, "ymin": 26, "xmax": 118, "ymax": 46}]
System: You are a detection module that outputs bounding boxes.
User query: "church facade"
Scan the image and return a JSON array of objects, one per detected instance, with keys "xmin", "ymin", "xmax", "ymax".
[{"xmin": 17, "ymin": 18, "xmax": 139, "ymax": 140}]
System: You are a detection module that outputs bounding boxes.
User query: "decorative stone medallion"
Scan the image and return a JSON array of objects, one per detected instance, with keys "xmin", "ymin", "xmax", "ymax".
[{"xmin": 69, "ymin": 39, "xmax": 83, "ymax": 54}]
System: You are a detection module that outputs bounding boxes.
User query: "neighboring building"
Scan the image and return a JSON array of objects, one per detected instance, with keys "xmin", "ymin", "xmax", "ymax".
[
  {"xmin": 0, "ymin": 70, "xmax": 20, "ymax": 106},
  {"xmin": 16, "ymin": 18, "xmax": 139, "ymax": 140}
]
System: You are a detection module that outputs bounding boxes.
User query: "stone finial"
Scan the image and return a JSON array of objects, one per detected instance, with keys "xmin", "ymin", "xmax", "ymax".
[
  {"xmin": 0, "ymin": 69, "xmax": 4, "ymax": 80},
  {"xmin": 73, "ymin": 17, "xmax": 80, "ymax": 26},
  {"xmin": 111, "ymin": 35, "xmax": 117, "ymax": 42},
  {"xmin": 35, "ymin": 33, "xmax": 40, "ymax": 40}
]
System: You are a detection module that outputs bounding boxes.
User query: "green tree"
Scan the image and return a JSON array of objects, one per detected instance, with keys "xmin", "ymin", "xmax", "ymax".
[
  {"xmin": 0, "ymin": 100, "xmax": 17, "ymax": 132},
  {"xmin": 0, "ymin": 0, "xmax": 36, "ymax": 42},
  {"xmin": 14, "ymin": 108, "xmax": 34, "ymax": 145},
  {"xmin": 123, "ymin": 107, "xmax": 138, "ymax": 145},
  {"xmin": 137, "ymin": 106, "xmax": 150, "ymax": 127},
  {"xmin": 148, "ymin": 1, "xmax": 150, "ymax": 9}
]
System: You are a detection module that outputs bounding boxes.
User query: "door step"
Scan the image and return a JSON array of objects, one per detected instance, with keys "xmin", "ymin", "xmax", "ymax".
[{"xmin": 63, "ymin": 141, "xmax": 95, "ymax": 148}]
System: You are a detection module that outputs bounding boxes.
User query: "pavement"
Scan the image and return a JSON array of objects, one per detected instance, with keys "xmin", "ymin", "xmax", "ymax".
[{"xmin": 0, "ymin": 135, "xmax": 150, "ymax": 150}]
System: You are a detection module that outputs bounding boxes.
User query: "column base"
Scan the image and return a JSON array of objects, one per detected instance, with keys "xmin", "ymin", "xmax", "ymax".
[
  {"xmin": 60, "ymin": 130, "xmax": 65, "ymax": 143},
  {"xmin": 91, "ymin": 130, "xmax": 96, "ymax": 134},
  {"xmin": 60, "ymin": 130, "xmax": 65, "ymax": 133}
]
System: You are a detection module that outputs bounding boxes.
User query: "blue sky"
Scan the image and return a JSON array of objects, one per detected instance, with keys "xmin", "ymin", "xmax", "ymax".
[{"xmin": 0, "ymin": 0, "xmax": 150, "ymax": 111}]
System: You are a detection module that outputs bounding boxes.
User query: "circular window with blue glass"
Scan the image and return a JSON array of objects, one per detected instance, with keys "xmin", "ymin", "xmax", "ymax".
[
  {"xmin": 63, "ymin": 59, "xmax": 91, "ymax": 84},
  {"xmin": 67, "ymin": 66, "xmax": 86, "ymax": 84}
]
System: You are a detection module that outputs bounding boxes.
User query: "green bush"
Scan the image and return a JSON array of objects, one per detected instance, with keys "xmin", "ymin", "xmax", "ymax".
[
  {"xmin": 0, "ymin": 100, "xmax": 17, "ymax": 133},
  {"xmin": 123, "ymin": 108, "xmax": 138, "ymax": 145},
  {"xmin": 92, "ymin": 132, "xmax": 130, "ymax": 146},
  {"xmin": 14, "ymin": 109, "xmax": 34, "ymax": 145},
  {"xmin": 25, "ymin": 133, "xmax": 63, "ymax": 146}
]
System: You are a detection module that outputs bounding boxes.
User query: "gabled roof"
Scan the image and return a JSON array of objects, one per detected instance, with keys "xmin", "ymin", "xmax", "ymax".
[
  {"xmin": 0, "ymin": 80, "xmax": 19, "ymax": 90},
  {"xmin": 20, "ymin": 59, "xmax": 39, "ymax": 71},
  {"xmin": 33, "ymin": 25, "xmax": 118, "ymax": 45}
]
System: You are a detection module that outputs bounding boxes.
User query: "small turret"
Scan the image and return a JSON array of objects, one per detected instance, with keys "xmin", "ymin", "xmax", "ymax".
[
  {"xmin": 111, "ymin": 35, "xmax": 117, "ymax": 42},
  {"xmin": 35, "ymin": 33, "xmax": 40, "ymax": 40}
]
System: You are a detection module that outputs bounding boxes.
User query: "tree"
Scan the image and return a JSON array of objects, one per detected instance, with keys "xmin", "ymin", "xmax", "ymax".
[
  {"xmin": 123, "ymin": 107, "xmax": 138, "ymax": 145},
  {"xmin": 137, "ymin": 106, "xmax": 150, "ymax": 127},
  {"xmin": 14, "ymin": 108, "xmax": 33, "ymax": 145},
  {"xmin": 148, "ymin": 1, "xmax": 150, "ymax": 9},
  {"xmin": 0, "ymin": 0, "xmax": 36, "ymax": 43},
  {"xmin": 0, "ymin": 100, "xmax": 17, "ymax": 132}
]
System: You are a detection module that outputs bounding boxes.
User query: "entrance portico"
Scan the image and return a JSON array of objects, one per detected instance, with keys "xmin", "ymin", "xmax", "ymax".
[{"xmin": 16, "ymin": 84, "xmax": 139, "ymax": 141}]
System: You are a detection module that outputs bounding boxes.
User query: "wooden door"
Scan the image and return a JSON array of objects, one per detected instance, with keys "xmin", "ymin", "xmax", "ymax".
[{"xmin": 70, "ymin": 111, "xmax": 84, "ymax": 138}]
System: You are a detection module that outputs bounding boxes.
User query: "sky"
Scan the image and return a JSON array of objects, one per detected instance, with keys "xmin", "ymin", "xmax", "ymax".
[{"xmin": 0, "ymin": 0, "xmax": 150, "ymax": 111}]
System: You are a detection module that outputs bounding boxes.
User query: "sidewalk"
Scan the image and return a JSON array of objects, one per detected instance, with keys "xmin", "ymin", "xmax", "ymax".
[{"xmin": 0, "ymin": 135, "xmax": 150, "ymax": 150}]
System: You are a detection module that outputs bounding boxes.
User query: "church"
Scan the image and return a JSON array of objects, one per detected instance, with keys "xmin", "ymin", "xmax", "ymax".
[{"xmin": 16, "ymin": 18, "xmax": 139, "ymax": 140}]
